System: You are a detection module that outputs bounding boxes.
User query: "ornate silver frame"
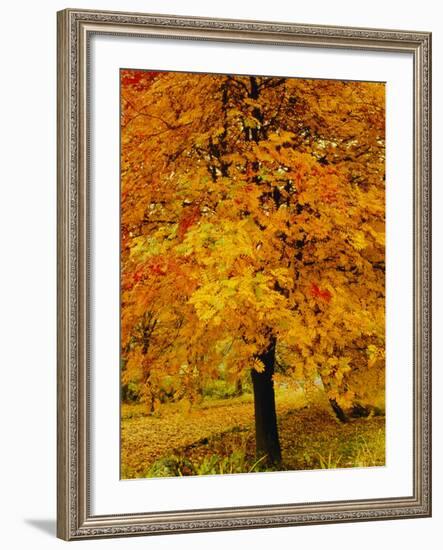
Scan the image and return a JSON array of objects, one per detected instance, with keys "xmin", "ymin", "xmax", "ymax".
[{"xmin": 57, "ymin": 8, "xmax": 431, "ymax": 540}]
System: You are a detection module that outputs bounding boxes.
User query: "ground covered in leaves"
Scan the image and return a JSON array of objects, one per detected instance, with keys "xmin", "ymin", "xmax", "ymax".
[{"xmin": 121, "ymin": 391, "xmax": 385, "ymax": 478}]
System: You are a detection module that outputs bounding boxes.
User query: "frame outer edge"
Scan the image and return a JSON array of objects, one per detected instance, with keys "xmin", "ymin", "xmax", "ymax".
[
  {"xmin": 56, "ymin": 8, "xmax": 432, "ymax": 540},
  {"xmin": 428, "ymin": 32, "xmax": 432, "ymax": 518},
  {"xmin": 57, "ymin": 8, "xmax": 73, "ymax": 541},
  {"xmin": 414, "ymin": 32, "xmax": 432, "ymax": 517},
  {"xmin": 56, "ymin": 7, "xmax": 69, "ymax": 540},
  {"xmin": 422, "ymin": 31, "xmax": 432, "ymax": 517}
]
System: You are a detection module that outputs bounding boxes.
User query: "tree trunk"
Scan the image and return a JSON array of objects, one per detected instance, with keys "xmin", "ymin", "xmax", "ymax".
[
  {"xmin": 234, "ymin": 378, "xmax": 243, "ymax": 396},
  {"xmin": 329, "ymin": 398, "xmax": 349, "ymax": 423},
  {"xmin": 319, "ymin": 374, "xmax": 349, "ymax": 423},
  {"xmin": 251, "ymin": 337, "xmax": 282, "ymax": 465},
  {"xmin": 350, "ymin": 403, "xmax": 371, "ymax": 418}
]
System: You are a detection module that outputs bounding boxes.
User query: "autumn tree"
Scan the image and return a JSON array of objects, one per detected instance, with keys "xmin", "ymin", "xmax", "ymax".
[{"xmin": 121, "ymin": 70, "xmax": 385, "ymax": 464}]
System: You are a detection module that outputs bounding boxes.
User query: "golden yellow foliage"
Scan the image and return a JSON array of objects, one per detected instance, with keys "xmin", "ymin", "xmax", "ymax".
[{"xmin": 120, "ymin": 69, "xmax": 385, "ymax": 428}]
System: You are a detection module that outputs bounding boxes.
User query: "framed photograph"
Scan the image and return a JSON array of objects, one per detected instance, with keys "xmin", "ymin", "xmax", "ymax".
[{"xmin": 57, "ymin": 8, "xmax": 431, "ymax": 540}]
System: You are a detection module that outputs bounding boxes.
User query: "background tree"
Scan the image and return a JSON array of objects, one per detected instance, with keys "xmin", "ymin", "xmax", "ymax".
[{"xmin": 121, "ymin": 70, "xmax": 385, "ymax": 464}]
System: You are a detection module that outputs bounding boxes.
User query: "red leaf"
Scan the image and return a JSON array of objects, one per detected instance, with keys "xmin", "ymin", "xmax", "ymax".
[
  {"xmin": 120, "ymin": 70, "xmax": 162, "ymax": 90},
  {"xmin": 178, "ymin": 207, "xmax": 200, "ymax": 240},
  {"xmin": 310, "ymin": 283, "xmax": 332, "ymax": 302},
  {"xmin": 149, "ymin": 263, "xmax": 167, "ymax": 276}
]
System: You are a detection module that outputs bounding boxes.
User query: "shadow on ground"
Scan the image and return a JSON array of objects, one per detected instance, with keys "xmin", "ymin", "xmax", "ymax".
[{"xmin": 25, "ymin": 519, "xmax": 56, "ymax": 537}]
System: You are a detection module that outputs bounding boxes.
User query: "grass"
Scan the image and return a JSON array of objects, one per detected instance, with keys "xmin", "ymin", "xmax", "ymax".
[
  {"xmin": 317, "ymin": 450, "xmax": 343, "ymax": 469},
  {"xmin": 121, "ymin": 389, "xmax": 385, "ymax": 478},
  {"xmin": 314, "ymin": 437, "xmax": 384, "ymax": 470},
  {"xmin": 281, "ymin": 407, "xmax": 385, "ymax": 471},
  {"xmin": 143, "ymin": 450, "xmax": 270, "ymax": 478}
]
